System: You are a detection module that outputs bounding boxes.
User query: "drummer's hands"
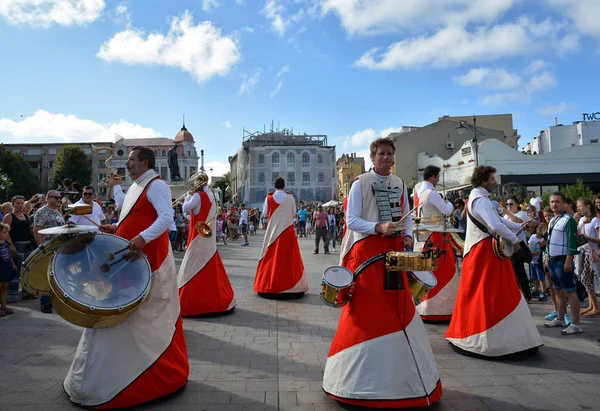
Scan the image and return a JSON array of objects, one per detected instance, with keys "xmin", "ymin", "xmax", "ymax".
[
  {"xmin": 376, "ymin": 221, "xmax": 398, "ymax": 236},
  {"xmin": 512, "ymin": 241, "xmax": 520, "ymax": 254},
  {"xmin": 100, "ymin": 224, "xmax": 117, "ymax": 234},
  {"xmin": 129, "ymin": 235, "xmax": 146, "ymax": 251},
  {"xmin": 403, "ymin": 235, "xmax": 413, "ymax": 250}
]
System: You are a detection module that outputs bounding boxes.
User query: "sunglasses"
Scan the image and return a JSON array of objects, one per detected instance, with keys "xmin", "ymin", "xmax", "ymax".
[
  {"xmin": 506, "ymin": 202, "xmax": 516, "ymax": 206},
  {"xmin": 48, "ymin": 196, "xmax": 61, "ymax": 200},
  {"xmin": 107, "ymin": 207, "xmax": 114, "ymax": 211},
  {"xmin": 83, "ymin": 193, "xmax": 94, "ymax": 197}
]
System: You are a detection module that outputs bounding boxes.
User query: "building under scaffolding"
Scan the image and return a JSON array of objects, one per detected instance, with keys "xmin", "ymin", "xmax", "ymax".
[{"xmin": 228, "ymin": 127, "xmax": 336, "ymax": 207}]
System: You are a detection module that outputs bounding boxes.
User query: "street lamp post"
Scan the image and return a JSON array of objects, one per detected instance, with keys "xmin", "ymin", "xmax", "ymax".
[{"xmin": 455, "ymin": 115, "xmax": 484, "ymax": 167}]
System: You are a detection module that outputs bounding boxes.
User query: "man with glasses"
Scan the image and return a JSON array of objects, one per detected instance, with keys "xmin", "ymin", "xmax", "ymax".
[
  {"xmin": 502, "ymin": 196, "xmax": 532, "ymax": 301},
  {"xmin": 33, "ymin": 190, "xmax": 66, "ymax": 313},
  {"xmin": 69, "ymin": 186, "xmax": 106, "ymax": 227}
]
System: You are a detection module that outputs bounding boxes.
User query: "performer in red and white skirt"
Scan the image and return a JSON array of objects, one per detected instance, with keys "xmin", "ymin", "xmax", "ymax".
[
  {"xmin": 323, "ymin": 138, "xmax": 442, "ymax": 408},
  {"xmin": 65, "ymin": 147, "xmax": 189, "ymax": 409},
  {"xmin": 178, "ymin": 182, "xmax": 235, "ymax": 316},
  {"xmin": 446, "ymin": 165, "xmax": 542, "ymax": 358},
  {"xmin": 414, "ymin": 166, "xmax": 458, "ymax": 322},
  {"xmin": 254, "ymin": 177, "xmax": 308, "ymax": 299}
]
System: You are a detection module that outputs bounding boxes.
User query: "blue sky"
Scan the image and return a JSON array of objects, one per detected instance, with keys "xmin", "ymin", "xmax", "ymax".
[{"xmin": 1, "ymin": 0, "xmax": 599, "ymax": 175}]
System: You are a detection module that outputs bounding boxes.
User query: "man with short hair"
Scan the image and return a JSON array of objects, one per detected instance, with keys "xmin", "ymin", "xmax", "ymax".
[
  {"xmin": 255, "ymin": 177, "xmax": 308, "ymax": 299},
  {"xmin": 544, "ymin": 192, "xmax": 582, "ymax": 335},
  {"xmin": 33, "ymin": 189, "xmax": 66, "ymax": 313},
  {"xmin": 65, "ymin": 147, "xmax": 189, "ymax": 408},
  {"xmin": 239, "ymin": 203, "xmax": 249, "ymax": 246},
  {"xmin": 446, "ymin": 165, "xmax": 542, "ymax": 358},
  {"xmin": 69, "ymin": 186, "xmax": 106, "ymax": 227},
  {"xmin": 415, "ymin": 165, "xmax": 457, "ymax": 322},
  {"xmin": 313, "ymin": 205, "xmax": 329, "ymax": 254},
  {"xmin": 297, "ymin": 205, "xmax": 308, "ymax": 237}
]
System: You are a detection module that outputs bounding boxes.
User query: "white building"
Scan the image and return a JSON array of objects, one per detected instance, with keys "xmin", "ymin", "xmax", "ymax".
[
  {"xmin": 229, "ymin": 129, "xmax": 337, "ymax": 207},
  {"xmin": 533, "ymin": 118, "xmax": 600, "ymax": 154}
]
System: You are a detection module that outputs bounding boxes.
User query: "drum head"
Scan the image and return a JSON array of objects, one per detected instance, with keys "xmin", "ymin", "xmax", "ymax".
[
  {"xmin": 22, "ymin": 236, "xmax": 67, "ymax": 293},
  {"xmin": 323, "ymin": 266, "xmax": 353, "ymax": 287},
  {"xmin": 50, "ymin": 233, "xmax": 151, "ymax": 311},
  {"xmin": 410, "ymin": 271, "xmax": 437, "ymax": 288}
]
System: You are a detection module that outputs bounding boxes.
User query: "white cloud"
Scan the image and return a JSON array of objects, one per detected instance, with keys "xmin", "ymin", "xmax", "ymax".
[
  {"xmin": 342, "ymin": 127, "xmax": 401, "ymax": 150},
  {"xmin": 527, "ymin": 70, "xmax": 557, "ymax": 92},
  {"xmin": 524, "ymin": 59, "xmax": 547, "ymax": 75},
  {"xmin": 263, "ymin": 0, "xmax": 286, "ymax": 36},
  {"xmin": 223, "ymin": 121, "xmax": 232, "ymax": 128},
  {"xmin": 202, "ymin": 0, "xmax": 219, "ymax": 12},
  {"xmin": 270, "ymin": 64, "xmax": 290, "ymax": 98},
  {"xmin": 270, "ymin": 81, "xmax": 283, "ymax": 98},
  {"xmin": 548, "ymin": 0, "xmax": 600, "ymax": 38},
  {"xmin": 97, "ymin": 11, "xmax": 241, "ymax": 83},
  {"xmin": 537, "ymin": 102, "xmax": 570, "ymax": 116},
  {"xmin": 0, "ymin": 110, "xmax": 159, "ymax": 143},
  {"xmin": 481, "ymin": 91, "xmax": 529, "ymax": 107},
  {"xmin": 239, "ymin": 69, "xmax": 261, "ymax": 95},
  {"xmin": 454, "ymin": 68, "xmax": 522, "ymax": 90},
  {"xmin": 0, "ymin": 0, "xmax": 105, "ymax": 27},
  {"xmin": 317, "ymin": 0, "xmax": 515, "ymax": 36},
  {"xmin": 112, "ymin": 2, "xmax": 131, "ymax": 27},
  {"xmin": 205, "ymin": 160, "xmax": 229, "ymax": 176},
  {"xmin": 277, "ymin": 64, "xmax": 290, "ymax": 77},
  {"xmin": 236, "ymin": 0, "xmax": 244, "ymax": 4}
]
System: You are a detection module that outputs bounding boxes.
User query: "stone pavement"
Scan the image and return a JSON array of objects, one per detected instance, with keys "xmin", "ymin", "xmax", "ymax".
[{"xmin": 1, "ymin": 230, "xmax": 600, "ymax": 411}]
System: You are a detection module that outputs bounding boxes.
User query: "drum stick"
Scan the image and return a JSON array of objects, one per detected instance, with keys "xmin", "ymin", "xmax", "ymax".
[{"xmin": 81, "ymin": 215, "xmax": 102, "ymax": 229}]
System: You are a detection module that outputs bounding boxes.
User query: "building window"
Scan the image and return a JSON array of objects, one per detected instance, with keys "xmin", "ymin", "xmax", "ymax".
[
  {"xmin": 303, "ymin": 172, "xmax": 310, "ymax": 186},
  {"xmin": 117, "ymin": 167, "xmax": 126, "ymax": 177},
  {"xmin": 287, "ymin": 172, "xmax": 295, "ymax": 186},
  {"xmin": 48, "ymin": 160, "xmax": 54, "ymax": 168},
  {"xmin": 98, "ymin": 173, "xmax": 107, "ymax": 182},
  {"xmin": 592, "ymin": 139, "xmax": 599, "ymax": 144},
  {"xmin": 153, "ymin": 149, "xmax": 158, "ymax": 156},
  {"xmin": 160, "ymin": 150, "xmax": 166, "ymax": 157},
  {"xmin": 27, "ymin": 148, "xmax": 41, "ymax": 155},
  {"xmin": 188, "ymin": 151, "xmax": 191, "ymax": 156},
  {"xmin": 287, "ymin": 152, "xmax": 295, "ymax": 164},
  {"xmin": 48, "ymin": 148, "xmax": 57, "ymax": 155},
  {"xmin": 272, "ymin": 172, "xmax": 279, "ymax": 182},
  {"xmin": 258, "ymin": 153, "xmax": 265, "ymax": 164},
  {"xmin": 302, "ymin": 152, "xmax": 310, "ymax": 164},
  {"xmin": 318, "ymin": 154, "xmax": 323, "ymax": 163},
  {"xmin": 258, "ymin": 172, "xmax": 265, "ymax": 183},
  {"xmin": 83, "ymin": 148, "xmax": 92, "ymax": 154},
  {"xmin": 318, "ymin": 172, "xmax": 324, "ymax": 183},
  {"xmin": 117, "ymin": 149, "xmax": 125, "ymax": 157},
  {"xmin": 98, "ymin": 160, "xmax": 105, "ymax": 168},
  {"xmin": 272, "ymin": 153, "xmax": 279, "ymax": 164}
]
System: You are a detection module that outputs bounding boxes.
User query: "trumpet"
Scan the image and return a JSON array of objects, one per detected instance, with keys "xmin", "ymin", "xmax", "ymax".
[
  {"xmin": 92, "ymin": 145, "xmax": 124, "ymax": 186},
  {"xmin": 172, "ymin": 171, "xmax": 216, "ymax": 238}
]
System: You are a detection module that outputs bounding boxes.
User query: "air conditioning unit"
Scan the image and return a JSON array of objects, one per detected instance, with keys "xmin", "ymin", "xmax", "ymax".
[{"xmin": 446, "ymin": 142, "xmax": 455, "ymax": 149}]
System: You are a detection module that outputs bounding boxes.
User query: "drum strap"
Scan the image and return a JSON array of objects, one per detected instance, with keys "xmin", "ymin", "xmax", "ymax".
[
  {"xmin": 467, "ymin": 209, "xmax": 492, "ymax": 237},
  {"xmin": 352, "ymin": 252, "xmax": 387, "ymax": 281}
]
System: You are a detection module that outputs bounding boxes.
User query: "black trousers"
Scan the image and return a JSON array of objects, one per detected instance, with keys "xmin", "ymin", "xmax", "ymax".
[
  {"xmin": 315, "ymin": 227, "xmax": 329, "ymax": 253},
  {"xmin": 511, "ymin": 243, "xmax": 532, "ymax": 300}
]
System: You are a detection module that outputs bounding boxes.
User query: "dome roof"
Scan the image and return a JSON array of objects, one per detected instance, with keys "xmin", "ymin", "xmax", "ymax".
[{"xmin": 175, "ymin": 125, "xmax": 194, "ymax": 142}]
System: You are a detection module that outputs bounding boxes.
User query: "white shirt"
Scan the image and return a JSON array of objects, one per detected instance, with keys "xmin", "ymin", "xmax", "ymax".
[
  {"xmin": 579, "ymin": 216, "xmax": 600, "ymax": 251},
  {"xmin": 117, "ymin": 169, "xmax": 174, "ymax": 244},
  {"xmin": 182, "ymin": 188, "xmax": 215, "ymax": 216},
  {"xmin": 416, "ymin": 181, "xmax": 453, "ymax": 215},
  {"xmin": 69, "ymin": 199, "xmax": 106, "ymax": 227},
  {"xmin": 262, "ymin": 190, "xmax": 296, "ymax": 217},
  {"xmin": 530, "ymin": 196, "xmax": 543, "ymax": 213},
  {"xmin": 239, "ymin": 209, "xmax": 249, "ymax": 224},
  {"xmin": 528, "ymin": 234, "xmax": 541, "ymax": 263},
  {"xmin": 113, "ymin": 185, "xmax": 125, "ymax": 209},
  {"xmin": 470, "ymin": 187, "xmax": 520, "ymax": 244},
  {"xmin": 503, "ymin": 210, "xmax": 528, "ymax": 242},
  {"xmin": 347, "ymin": 170, "xmax": 413, "ymax": 236}
]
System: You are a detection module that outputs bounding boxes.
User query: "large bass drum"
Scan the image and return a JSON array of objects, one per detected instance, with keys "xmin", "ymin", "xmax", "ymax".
[
  {"xmin": 48, "ymin": 233, "xmax": 152, "ymax": 329},
  {"xmin": 21, "ymin": 235, "xmax": 70, "ymax": 294}
]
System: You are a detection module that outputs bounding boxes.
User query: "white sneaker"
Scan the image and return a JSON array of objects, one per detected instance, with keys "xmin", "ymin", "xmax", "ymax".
[
  {"xmin": 333, "ymin": 248, "xmax": 336, "ymax": 252},
  {"xmin": 544, "ymin": 318, "xmax": 566, "ymax": 328},
  {"xmin": 561, "ymin": 324, "xmax": 583, "ymax": 335}
]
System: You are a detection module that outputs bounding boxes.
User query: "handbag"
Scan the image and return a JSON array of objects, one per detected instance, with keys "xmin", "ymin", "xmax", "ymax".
[{"xmin": 592, "ymin": 249, "xmax": 600, "ymax": 263}]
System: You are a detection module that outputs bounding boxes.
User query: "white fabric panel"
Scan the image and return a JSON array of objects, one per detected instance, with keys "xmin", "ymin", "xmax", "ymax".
[
  {"xmin": 259, "ymin": 194, "xmax": 294, "ymax": 261},
  {"xmin": 64, "ymin": 247, "xmax": 180, "ymax": 406},
  {"xmin": 323, "ymin": 314, "xmax": 439, "ymax": 401},
  {"xmin": 285, "ymin": 273, "xmax": 309, "ymax": 293},
  {"xmin": 417, "ymin": 270, "xmax": 460, "ymax": 317},
  {"xmin": 446, "ymin": 297, "xmax": 543, "ymax": 357},
  {"xmin": 178, "ymin": 200, "xmax": 217, "ymax": 288},
  {"xmin": 117, "ymin": 170, "xmax": 158, "ymax": 224}
]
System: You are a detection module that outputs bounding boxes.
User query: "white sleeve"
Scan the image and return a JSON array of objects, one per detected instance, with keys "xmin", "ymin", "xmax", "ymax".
[
  {"xmin": 113, "ymin": 185, "xmax": 125, "ymax": 209},
  {"xmin": 182, "ymin": 192, "xmax": 201, "ymax": 216},
  {"xmin": 262, "ymin": 197, "xmax": 268, "ymax": 218},
  {"xmin": 95, "ymin": 203, "xmax": 106, "ymax": 223},
  {"xmin": 140, "ymin": 180, "xmax": 175, "ymax": 243},
  {"xmin": 429, "ymin": 190, "xmax": 454, "ymax": 215},
  {"xmin": 346, "ymin": 179, "xmax": 378, "ymax": 235},
  {"xmin": 472, "ymin": 197, "xmax": 519, "ymax": 244},
  {"xmin": 400, "ymin": 183, "xmax": 413, "ymax": 238},
  {"xmin": 291, "ymin": 195, "xmax": 297, "ymax": 217},
  {"xmin": 502, "ymin": 215, "xmax": 523, "ymax": 231}
]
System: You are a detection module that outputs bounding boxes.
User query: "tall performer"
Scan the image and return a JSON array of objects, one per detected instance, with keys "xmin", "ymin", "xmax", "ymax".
[
  {"xmin": 445, "ymin": 165, "xmax": 542, "ymax": 358},
  {"xmin": 323, "ymin": 137, "xmax": 442, "ymax": 408},
  {"xmin": 414, "ymin": 165, "xmax": 458, "ymax": 322},
  {"xmin": 178, "ymin": 173, "xmax": 235, "ymax": 316},
  {"xmin": 255, "ymin": 177, "xmax": 308, "ymax": 299},
  {"xmin": 64, "ymin": 147, "xmax": 189, "ymax": 409}
]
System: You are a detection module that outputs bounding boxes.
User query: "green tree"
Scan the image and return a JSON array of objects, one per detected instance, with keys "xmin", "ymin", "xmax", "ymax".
[
  {"xmin": 213, "ymin": 172, "xmax": 230, "ymax": 203},
  {"xmin": 0, "ymin": 145, "xmax": 39, "ymax": 199},
  {"xmin": 540, "ymin": 178, "xmax": 595, "ymax": 207},
  {"xmin": 51, "ymin": 145, "xmax": 92, "ymax": 188}
]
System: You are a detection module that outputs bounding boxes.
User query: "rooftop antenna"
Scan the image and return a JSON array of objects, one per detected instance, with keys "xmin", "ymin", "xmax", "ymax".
[{"xmin": 182, "ymin": 114, "xmax": 186, "ymax": 130}]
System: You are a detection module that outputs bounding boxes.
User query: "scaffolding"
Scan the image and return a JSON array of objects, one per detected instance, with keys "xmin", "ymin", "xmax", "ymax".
[{"xmin": 242, "ymin": 123, "xmax": 328, "ymax": 148}]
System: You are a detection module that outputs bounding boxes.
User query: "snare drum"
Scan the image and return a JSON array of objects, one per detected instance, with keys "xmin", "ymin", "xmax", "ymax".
[
  {"xmin": 48, "ymin": 233, "xmax": 152, "ymax": 328},
  {"xmin": 320, "ymin": 266, "xmax": 354, "ymax": 307},
  {"xmin": 385, "ymin": 251, "xmax": 438, "ymax": 272},
  {"xmin": 408, "ymin": 271, "xmax": 437, "ymax": 305},
  {"xmin": 21, "ymin": 235, "xmax": 70, "ymax": 294}
]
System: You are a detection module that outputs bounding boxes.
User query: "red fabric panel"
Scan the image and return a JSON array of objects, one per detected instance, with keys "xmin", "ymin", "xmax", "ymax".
[
  {"xmin": 179, "ymin": 251, "xmax": 234, "ymax": 316},
  {"xmin": 266, "ymin": 194, "xmax": 280, "ymax": 220},
  {"xmin": 116, "ymin": 181, "xmax": 169, "ymax": 272},
  {"xmin": 327, "ymin": 379, "xmax": 443, "ymax": 408},
  {"xmin": 445, "ymin": 237, "xmax": 521, "ymax": 339},
  {"xmin": 254, "ymin": 226, "xmax": 304, "ymax": 293},
  {"xmin": 91, "ymin": 317, "xmax": 189, "ymax": 409},
  {"xmin": 420, "ymin": 232, "xmax": 457, "ymax": 302},
  {"xmin": 186, "ymin": 191, "xmax": 211, "ymax": 245},
  {"xmin": 330, "ymin": 235, "xmax": 415, "ymax": 356}
]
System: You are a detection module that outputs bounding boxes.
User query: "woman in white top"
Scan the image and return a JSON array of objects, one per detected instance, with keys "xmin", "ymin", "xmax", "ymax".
[
  {"xmin": 502, "ymin": 195, "xmax": 531, "ymax": 301},
  {"xmin": 577, "ymin": 198, "xmax": 600, "ymax": 317}
]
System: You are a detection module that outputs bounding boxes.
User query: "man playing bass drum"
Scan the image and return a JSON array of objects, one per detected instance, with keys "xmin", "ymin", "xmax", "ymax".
[{"xmin": 446, "ymin": 165, "xmax": 542, "ymax": 358}]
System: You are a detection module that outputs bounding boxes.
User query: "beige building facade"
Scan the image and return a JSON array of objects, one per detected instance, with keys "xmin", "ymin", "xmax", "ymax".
[
  {"xmin": 438, "ymin": 113, "xmax": 520, "ymax": 149},
  {"xmin": 337, "ymin": 153, "xmax": 365, "ymax": 199}
]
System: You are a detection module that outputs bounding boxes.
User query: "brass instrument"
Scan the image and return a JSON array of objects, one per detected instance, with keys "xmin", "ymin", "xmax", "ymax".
[
  {"xmin": 91, "ymin": 145, "xmax": 124, "ymax": 186},
  {"xmin": 172, "ymin": 171, "xmax": 216, "ymax": 238}
]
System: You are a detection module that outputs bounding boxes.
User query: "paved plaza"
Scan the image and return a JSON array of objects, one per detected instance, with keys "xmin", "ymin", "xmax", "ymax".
[{"xmin": 2, "ymin": 231, "xmax": 600, "ymax": 411}]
